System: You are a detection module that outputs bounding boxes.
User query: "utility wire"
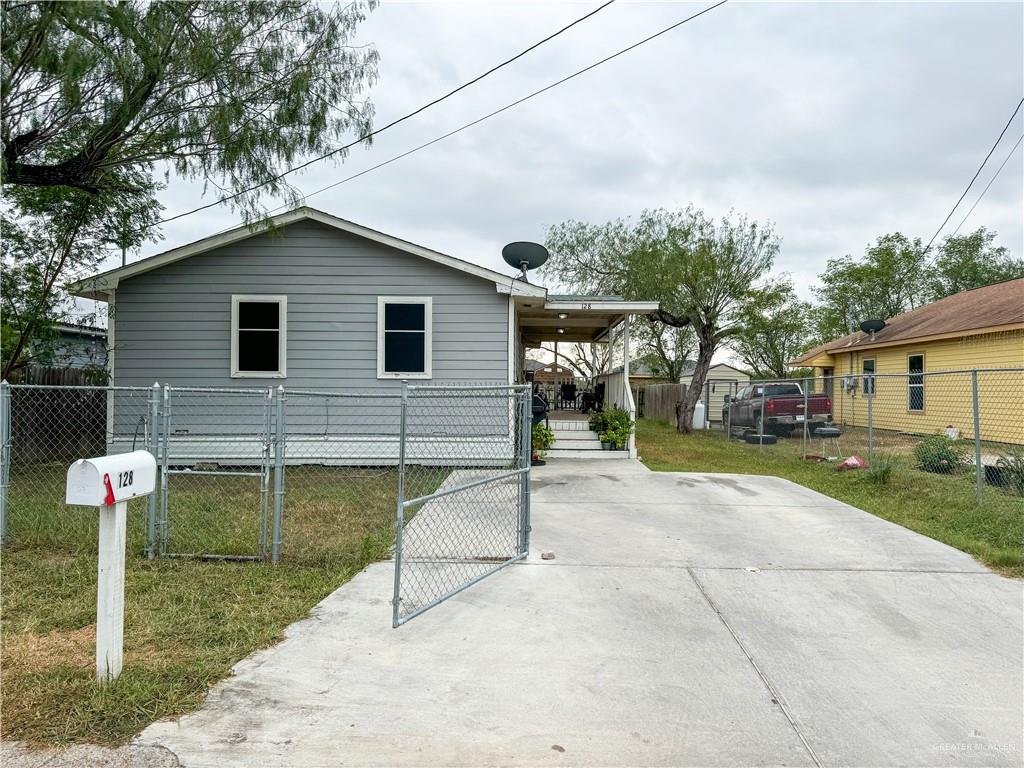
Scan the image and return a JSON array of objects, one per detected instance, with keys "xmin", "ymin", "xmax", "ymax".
[
  {"xmin": 161, "ymin": 0, "xmax": 617, "ymax": 224},
  {"xmin": 265, "ymin": 0, "xmax": 729, "ymax": 216},
  {"xmin": 950, "ymin": 133, "xmax": 1022, "ymax": 237},
  {"xmin": 923, "ymin": 96, "xmax": 1024, "ymax": 253}
]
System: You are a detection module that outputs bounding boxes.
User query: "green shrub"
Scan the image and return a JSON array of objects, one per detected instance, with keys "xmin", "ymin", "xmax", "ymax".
[
  {"xmin": 532, "ymin": 423, "xmax": 555, "ymax": 459},
  {"xmin": 914, "ymin": 435, "xmax": 968, "ymax": 475},
  {"xmin": 588, "ymin": 412, "xmax": 609, "ymax": 434},
  {"xmin": 866, "ymin": 454, "xmax": 899, "ymax": 485},
  {"xmin": 995, "ymin": 448, "xmax": 1024, "ymax": 497}
]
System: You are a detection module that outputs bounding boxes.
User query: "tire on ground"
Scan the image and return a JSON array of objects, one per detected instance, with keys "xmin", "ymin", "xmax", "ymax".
[{"xmin": 744, "ymin": 433, "xmax": 777, "ymax": 445}]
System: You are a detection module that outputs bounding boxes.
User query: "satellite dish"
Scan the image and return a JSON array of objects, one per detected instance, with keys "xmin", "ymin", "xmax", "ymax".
[
  {"xmin": 502, "ymin": 242, "xmax": 549, "ymax": 282},
  {"xmin": 859, "ymin": 318, "xmax": 886, "ymax": 339}
]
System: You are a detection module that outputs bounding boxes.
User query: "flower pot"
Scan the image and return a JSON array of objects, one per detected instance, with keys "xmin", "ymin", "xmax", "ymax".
[{"xmin": 601, "ymin": 441, "xmax": 611, "ymax": 450}]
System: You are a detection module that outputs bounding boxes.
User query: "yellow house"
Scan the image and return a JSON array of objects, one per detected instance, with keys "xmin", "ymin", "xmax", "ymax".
[{"xmin": 789, "ymin": 278, "xmax": 1024, "ymax": 445}]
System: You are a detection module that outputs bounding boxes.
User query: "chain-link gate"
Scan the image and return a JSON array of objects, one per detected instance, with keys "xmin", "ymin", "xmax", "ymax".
[
  {"xmin": 156, "ymin": 386, "xmax": 276, "ymax": 561},
  {"xmin": 392, "ymin": 383, "xmax": 531, "ymax": 626}
]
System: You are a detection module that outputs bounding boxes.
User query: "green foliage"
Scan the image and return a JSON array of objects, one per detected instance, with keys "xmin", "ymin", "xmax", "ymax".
[
  {"xmin": 914, "ymin": 435, "xmax": 968, "ymax": 475},
  {"xmin": 813, "ymin": 228, "xmax": 1021, "ymax": 340},
  {"xmin": 1, "ymin": 1, "xmax": 379, "ymax": 377},
  {"xmin": 532, "ymin": 423, "xmax": 555, "ymax": 458},
  {"xmin": 730, "ymin": 278, "xmax": 817, "ymax": 377},
  {"xmin": 543, "ymin": 207, "xmax": 778, "ymax": 432},
  {"xmin": 2, "ymin": 1, "xmax": 379, "ymax": 213},
  {"xmin": 814, "ymin": 233, "xmax": 928, "ymax": 339},
  {"xmin": 865, "ymin": 454, "xmax": 899, "ymax": 485},
  {"xmin": 994, "ymin": 449, "xmax": 1024, "ymax": 497},
  {"xmin": 634, "ymin": 318, "xmax": 695, "ymax": 381},
  {"xmin": 593, "ymin": 408, "xmax": 633, "ymax": 448},
  {"xmin": 929, "ymin": 228, "xmax": 1024, "ymax": 298}
]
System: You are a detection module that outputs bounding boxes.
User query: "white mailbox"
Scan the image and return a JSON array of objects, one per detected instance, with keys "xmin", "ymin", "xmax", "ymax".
[
  {"xmin": 66, "ymin": 450, "xmax": 157, "ymax": 507},
  {"xmin": 66, "ymin": 450, "xmax": 157, "ymax": 684}
]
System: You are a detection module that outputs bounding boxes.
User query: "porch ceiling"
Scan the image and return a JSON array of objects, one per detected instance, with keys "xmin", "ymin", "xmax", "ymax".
[{"xmin": 518, "ymin": 296, "xmax": 660, "ymax": 345}]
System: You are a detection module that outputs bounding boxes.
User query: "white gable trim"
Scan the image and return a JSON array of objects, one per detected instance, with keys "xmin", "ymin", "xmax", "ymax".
[{"xmin": 68, "ymin": 207, "xmax": 546, "ymax": 300}]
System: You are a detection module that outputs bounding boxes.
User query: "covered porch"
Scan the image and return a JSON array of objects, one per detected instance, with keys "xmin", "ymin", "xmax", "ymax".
[{"xmin": 514, "ymin": 294, "xmax": 660, "ymax": 458}]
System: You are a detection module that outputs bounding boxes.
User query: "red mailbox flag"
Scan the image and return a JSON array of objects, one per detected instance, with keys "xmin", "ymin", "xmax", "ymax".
[{"xmin": 102, "ymin": 473, "xmax": 116, "ymax": 505}]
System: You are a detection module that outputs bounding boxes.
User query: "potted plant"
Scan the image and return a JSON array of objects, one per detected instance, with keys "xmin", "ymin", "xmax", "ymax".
[
  {"xmin": 532, "ymin": 422, "xmax": 555, "ymax": 465},
  {"xmin": 599, "ymin": 431, "xmax": 612, "ymax": 450}
]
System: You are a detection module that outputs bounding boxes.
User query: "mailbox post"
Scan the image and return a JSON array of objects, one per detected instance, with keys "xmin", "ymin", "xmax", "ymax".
[{"xmin": 66, "ymin": 450, "xmax": 156, "ymax": 684}]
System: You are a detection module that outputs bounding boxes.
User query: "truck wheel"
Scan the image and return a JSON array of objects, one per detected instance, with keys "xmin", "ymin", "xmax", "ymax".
[{"xmin": 755, "ymin": 416, "xmax": 766, "ymax": 435}]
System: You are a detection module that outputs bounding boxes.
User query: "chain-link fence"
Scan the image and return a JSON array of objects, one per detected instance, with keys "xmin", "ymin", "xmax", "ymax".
[
  {"xmin": 712, "ymin": 368, "xmax": 1024, "ymax": 502},
  {"xmin": 393, "ymin": 383, "xmax": 531, "ymax": 626},
  {"xmin": 0, "ymin": 383, "xmax": 533, "ymax": 604}
]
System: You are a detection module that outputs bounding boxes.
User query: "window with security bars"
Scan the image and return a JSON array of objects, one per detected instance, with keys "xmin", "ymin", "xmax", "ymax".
[
  {"xmin": 862, "ymin": 358, "xmax": 876, "ymax": 396},
  {"xmin": 908, "ymin": 354, "xmax": 924, "ymax": 411},
  {"xmin": 231, "ymin": 295, "xmax": 286, "ymax": 377},
  {"xmin": 377, "ymin": 296, "xmax": 432, "ymax": 378}
]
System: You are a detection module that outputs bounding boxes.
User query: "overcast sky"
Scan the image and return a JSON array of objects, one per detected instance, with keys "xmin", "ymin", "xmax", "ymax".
[{"xmin": 125, "ymin": 0, "xmax": 1023, "ymax": 303}]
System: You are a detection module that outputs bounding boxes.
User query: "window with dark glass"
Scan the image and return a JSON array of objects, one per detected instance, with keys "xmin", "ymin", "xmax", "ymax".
[
  {"xmin": 378, "ymin": 298, "xmax": 430, "ymax": 377},
  {"xmin": 233, "ymin": 297, "xmax": 285, "ymax": 376},
  {"xmin": 908, "ymin": 354, "xmax": 924, "ymax": 411}
]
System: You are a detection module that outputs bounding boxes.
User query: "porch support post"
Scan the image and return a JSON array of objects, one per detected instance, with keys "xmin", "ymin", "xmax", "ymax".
[{"xmin": 623, "ymin": 314, "xmax": 637, "ymax": 458}]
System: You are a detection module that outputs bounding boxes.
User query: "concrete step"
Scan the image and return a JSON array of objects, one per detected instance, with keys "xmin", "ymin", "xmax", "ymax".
[
  {"xmin": 552, "ymin": 428, "xmax": 598, "ymax": 438},
  {"xmin": 552, "ymin": 437, "xmax": 603, "ymax": 449},
  {"xmin": 548, "ymin": 420, "xmax": 594, "ymax": 432},
  {"xmin": 546, "ymin": 448, "xmax": 630, "ymax": 460}
]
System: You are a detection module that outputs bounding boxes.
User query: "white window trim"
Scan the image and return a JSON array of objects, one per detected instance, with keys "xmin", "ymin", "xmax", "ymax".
[
  {"xmin": 377, "ymin": 296, "xmax": 432, "ymax": 379},
  {"xmin": 231, "ymin": 294, "xmax": 287, "ymax": 378}
]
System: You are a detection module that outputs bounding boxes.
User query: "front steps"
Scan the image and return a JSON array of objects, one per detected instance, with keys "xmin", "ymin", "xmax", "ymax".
[{"xmin": 546, "ymin": 419, "xmax": 630, "ymax": 460}]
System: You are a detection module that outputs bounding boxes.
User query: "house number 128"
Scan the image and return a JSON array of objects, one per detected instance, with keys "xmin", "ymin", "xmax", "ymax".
[{"xmin": 117, "ymin": 470, "xmax": 134, "ymax": 488}]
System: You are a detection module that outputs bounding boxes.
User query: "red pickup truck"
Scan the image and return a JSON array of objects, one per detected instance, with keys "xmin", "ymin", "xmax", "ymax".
[{"xmin": 722, "ymin": 382, "xmax": 832, "ymax": 437}]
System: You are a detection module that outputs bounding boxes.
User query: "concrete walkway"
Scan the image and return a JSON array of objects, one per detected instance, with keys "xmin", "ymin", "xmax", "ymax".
[{"xmin": 130, "ymin": 459, "xmax": 1022, "ymax": 766}]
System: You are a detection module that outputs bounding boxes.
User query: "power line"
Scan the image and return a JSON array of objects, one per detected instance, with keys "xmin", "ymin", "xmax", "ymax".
[
  {"xmin": 924, "ymin": 96, "xmax": 1024, "ymax": 253},
  {"xmin": 161, "ymin": 0, "xmax": 617, "ymax": 224},
  {"xmin": 950, "ymin": 133, "xmax": 1023, "ymax": 237},
  {"xmin": 266, "ymin": 0, "xmax": 730, "ymax": 216}
]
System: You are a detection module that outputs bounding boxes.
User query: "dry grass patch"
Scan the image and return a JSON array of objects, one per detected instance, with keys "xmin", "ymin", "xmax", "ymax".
[{"xmin": 1, "ymin": 466, "xmax": 446, "ymax": 746}]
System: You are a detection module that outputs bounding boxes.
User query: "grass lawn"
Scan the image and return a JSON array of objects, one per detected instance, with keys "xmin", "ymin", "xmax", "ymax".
[
  {"xmin": 637, "ymin": 419, "xmax": 1024, "ymax": 577},
  {"xmin": 1, "ymin": 466, "xmax": 445, "ymax": 746}
]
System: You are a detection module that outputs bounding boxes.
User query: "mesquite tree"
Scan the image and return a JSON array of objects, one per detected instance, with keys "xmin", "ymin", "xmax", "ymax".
[
  {"xmin": 730, "ymin": 279, "xmax": 815, "ymax": 378},
  {"xmin": 1, "ymin": 1, "xmax": 379, "ymax": 377},
  {"xmin": 543, "ymin": 207, "xmax": 777, "ymax": 432}
]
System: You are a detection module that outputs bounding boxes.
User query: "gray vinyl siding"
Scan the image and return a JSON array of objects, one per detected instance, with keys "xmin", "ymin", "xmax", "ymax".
[{"xmin": 112, "ymin": 219, "xmax": 510, "ymax": 390}]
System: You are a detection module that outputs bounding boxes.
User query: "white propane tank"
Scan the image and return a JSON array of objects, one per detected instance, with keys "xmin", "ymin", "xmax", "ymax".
[{"xmin": 692, "ymin": 400, "xmax": 706, "ymax": 430}]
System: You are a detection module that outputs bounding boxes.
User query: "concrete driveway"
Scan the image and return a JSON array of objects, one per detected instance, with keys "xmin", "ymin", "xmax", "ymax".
[{"xmin": 137, "ymin": 459, "xmax": 1022, "ymax": 767}]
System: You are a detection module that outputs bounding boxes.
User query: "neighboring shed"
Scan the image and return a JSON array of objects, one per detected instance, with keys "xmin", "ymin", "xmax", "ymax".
[{"xmin": 679, "ymin": 362, "xmax": 751, "ymax": 422}]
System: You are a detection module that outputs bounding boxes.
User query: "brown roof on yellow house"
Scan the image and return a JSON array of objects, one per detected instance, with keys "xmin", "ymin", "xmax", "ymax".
[{"xmin": 790, "ymin": 277, "xmax": 1024, "ymax": 365}]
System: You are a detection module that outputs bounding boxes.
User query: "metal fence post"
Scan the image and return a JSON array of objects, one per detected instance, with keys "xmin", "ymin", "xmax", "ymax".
[
  {"xmin": 866, "ymin": 381, "xmax": 874, "ymax": 466},
  {"xmin": 271, "ymin": 385, "xmax": 286, "ymax": 564},
  {"xmin": 802, "ymin": 385, "xmax": 809, "ymax": 459},
  {"xmin": 759, "ymin": 387, "xmax": 766, "ymax": 448},
  {"xmin": 0, "ymin": 380, "xmax": 10, "ymax": 546},
  {"xmin": 392, "ymin": 381, "xmax": 409, "ymax": 628},
  {"xmin": 972, "ymin": 370, "xmax": 983, "ymax": 505},
  {"xmin": 519, "ymin": 387, "xmax": 532, "ymax": 555},
  {"xmin": 159, "ymin": 385, "xmax": 171, "ymax": 556},
  {"xmin": 259, "ymin": 387, "xmax": 273, "ymax": 560},
  {"xmin": 146, "ymin": 382, "xmax": 160, "ymax": 558}
]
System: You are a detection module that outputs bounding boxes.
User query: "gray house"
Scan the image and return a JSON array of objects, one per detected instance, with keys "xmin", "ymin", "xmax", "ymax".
[{"xmin": 70, "ymin": 207, "xmax": 657, "ymax": 458}]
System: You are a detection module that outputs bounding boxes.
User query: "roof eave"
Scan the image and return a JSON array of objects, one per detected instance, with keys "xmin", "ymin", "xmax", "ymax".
[{"xmin": 67, "ymin": 206, "xmax": 547, "ymax": 299}]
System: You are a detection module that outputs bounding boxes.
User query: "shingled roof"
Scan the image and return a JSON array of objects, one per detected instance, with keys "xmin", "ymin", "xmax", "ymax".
[{"xmin": 790, "ymin": 277, "xmax": 1024, "ymax": 365}]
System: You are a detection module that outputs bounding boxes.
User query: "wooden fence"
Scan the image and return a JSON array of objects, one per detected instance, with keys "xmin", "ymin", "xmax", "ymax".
[{"xmin": 639, "ymin": 383, "xmax": 686, "ymax": 426}]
